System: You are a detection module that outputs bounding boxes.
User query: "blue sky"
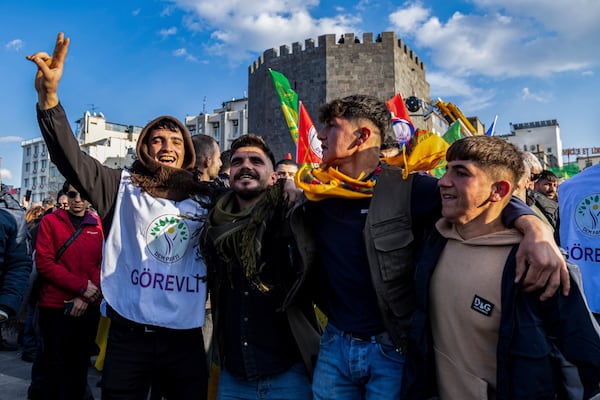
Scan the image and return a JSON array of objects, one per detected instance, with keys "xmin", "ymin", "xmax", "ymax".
[{"xmin": 2, "ymin": 0, "xmax": 599, "ymax": 186}]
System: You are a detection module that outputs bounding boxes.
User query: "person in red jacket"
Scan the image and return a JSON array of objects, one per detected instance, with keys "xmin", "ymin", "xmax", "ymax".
[{"xmin": 30, "ymin": 181, "xmax": 103, "ymax": 400}]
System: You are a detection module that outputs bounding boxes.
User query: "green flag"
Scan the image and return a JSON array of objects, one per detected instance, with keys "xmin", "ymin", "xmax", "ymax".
[
  {"xmin": 269, "ymin": 69, "xmax": 299, "ymax": 143},
  {"xmin": 550, "ymin": 163, "xmax": 580, "ymax": 179},
  {"xmin": 442, "ymin": 121, "xmax": 462, "ymax": 144}
]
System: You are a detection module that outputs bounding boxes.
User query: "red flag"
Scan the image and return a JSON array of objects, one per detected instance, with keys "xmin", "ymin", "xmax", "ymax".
[
  {"xmin": 297, "ymin": 101, "xmax": 322, "ymax": 164},
  {"xmin": 386, "ymin": 94, "xmax": 416, "ymax": 150}
]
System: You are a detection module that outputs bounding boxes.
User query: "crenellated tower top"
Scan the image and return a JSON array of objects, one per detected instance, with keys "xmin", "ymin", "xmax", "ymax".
[{"xmin": 249, "ymin": 32, "xmax": 425, "ymax": 75}]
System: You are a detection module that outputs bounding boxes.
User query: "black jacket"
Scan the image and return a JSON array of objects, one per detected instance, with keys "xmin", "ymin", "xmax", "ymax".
[{"xmin": 0, "ymin": 186, "xmax": 32, "ymax": 316}]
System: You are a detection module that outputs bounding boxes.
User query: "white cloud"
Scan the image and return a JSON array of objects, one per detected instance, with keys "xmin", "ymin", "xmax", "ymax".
[
  {"xmin": 521, "ymin": 87, "xmax": 550, "ymax": 103},
  {"xmin": 159, "ymin": 27, "xmax": 178, "ymax": 39},
  {"xmin": 161, "ymin": 5, "xmax": 176, "ymax": 17},
  {"xmin": 389, "ymin": 3, "xmax": 430, "ymax": 36},
  {"xmin": 0, "ymin": 169, "xmax": 12, "ymax": 180},
  {"xmin": 169, "ymin": 0, "xmax": 359, "ymax": 62},
  {"xmin": 5, "ymin": 39, "xmax": 24, "ymax": 51},
  {"xmin": 388, "ymin": 1, "xmax": 600, "ymax": 79},
  {"xmin": 173, "ymin": 48, "xmax": 203, "ymax": 63},
  {"xmin": 132, "ymin": 8, "xmax": 141, "ymax": 16},
  {"xmin": 0, "ymin": 136, "xmax": 24, "ymax": 143},
  {"xmin": 473, "ymin": 0, "xmax": 600, "ymax": 39},
  {"xmin": 427, "ymin": 72, "xmax": 495, "ymax": 111}
]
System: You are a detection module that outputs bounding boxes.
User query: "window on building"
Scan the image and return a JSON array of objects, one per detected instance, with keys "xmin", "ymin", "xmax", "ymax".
[
  {"xmin": 232, "ymin": 120, "xmax": 239, "ymax": 137},
  {"xmin": 41, "ymin": 144, "xmax": 47, "ymax": 155},
  {"xmin": 32, "ymin": 177, "xmax": 37, "ymax": 186},
  {"xmin": 530, "ymin": 145, "xmax": 536, "ymax": 151},
  {"xmin": 41, "ymin": 176, "xmax": 46, "ymax": 185},
  {"xmin": 25, "ymin": 162, "xmax": 30, "ymax": 172},
  {"xmin": 26, "ymin": 147, "xmax": 31, "ymax": 156},
  {"xmin": 547, "ymin": 147, "xmax": 552, "ymax": 153},
  {"xmin": 523, "ymin": 145, "xmax": 527, "ymax": 151},
  {"xmin": 213, "ymin": 122, "xmax": 220, "ymax": 138},
  {"xmin": 34, "ymin": 144, "xmax": 39, "ymax": 155},
  {"xmin": 24, "ymin": 178, "xmax": 28, "ymax": 188},
  {"xmin": 41, "ymin": 159, "xmax": 47, "ymax": 170},
  {"xmin": 33, "ymin": 161, "xmax": 38, "ymax": 172}
]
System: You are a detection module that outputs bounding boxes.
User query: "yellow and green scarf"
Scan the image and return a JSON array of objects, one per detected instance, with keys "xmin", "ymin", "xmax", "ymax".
[{"xmin": 295, "ymin": 164, "xmax": 383, "ymax": 201}]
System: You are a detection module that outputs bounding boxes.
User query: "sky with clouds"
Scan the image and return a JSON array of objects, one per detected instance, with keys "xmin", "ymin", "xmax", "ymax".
[{"xmin": 1, "ymin": 0, "xmax": 599, "ymax": 186}]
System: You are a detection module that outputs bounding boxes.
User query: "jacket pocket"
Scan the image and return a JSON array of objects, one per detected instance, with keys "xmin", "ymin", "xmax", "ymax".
[{"xmin": 371, "ymin": 216, "xmax": 414, "ymax": 282}]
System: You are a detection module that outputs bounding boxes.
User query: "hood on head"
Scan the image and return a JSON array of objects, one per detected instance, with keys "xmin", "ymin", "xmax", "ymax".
[{"xmin": 136, "ymin": 115, "xmax": 196, "ymax": 171}]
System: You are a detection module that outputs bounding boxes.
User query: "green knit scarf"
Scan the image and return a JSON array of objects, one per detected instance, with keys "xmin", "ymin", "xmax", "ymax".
[{"xmin": 208, "ymin": 182, "xmax": 284, "ymax": 292}]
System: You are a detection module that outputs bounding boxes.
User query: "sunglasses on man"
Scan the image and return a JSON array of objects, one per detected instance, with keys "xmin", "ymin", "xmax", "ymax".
[{"xmin": 66, "ymin": 190, "xmax": 86, "ymax": 201}]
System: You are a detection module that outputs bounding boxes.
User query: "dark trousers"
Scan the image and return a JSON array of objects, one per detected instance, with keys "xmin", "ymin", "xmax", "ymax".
[
  {"xmin": 21, "ymin": 298, "xmax": 40, "ymax": 358},
  {"xmin": 30, "ymin": 305, "xmax": 100, "ymax": 400},
  {"xmin": 101, "ymin": 309, "xmax": 208, "ymax": 400}
]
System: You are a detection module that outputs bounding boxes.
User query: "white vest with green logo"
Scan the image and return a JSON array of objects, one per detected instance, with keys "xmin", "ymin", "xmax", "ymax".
[{"xmin": 102, "ymin": 170, "xmax": 207, "ymax": 329}]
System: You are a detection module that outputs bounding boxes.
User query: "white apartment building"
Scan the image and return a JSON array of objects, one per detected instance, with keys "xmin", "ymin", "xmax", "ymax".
[
  {"xmin": 500, "ymin": 120, "xmax": 563, "ymax": 168},
  {"xmin": 21, "ymin": 111, "xmax": 142, "ymax": 202},
  {"xmin": 185, "ymin": 98, "xmax": 248, "ymax": 150},
  {"xmin": 76, "ymin": 111, "xmax": 141, "ymax": 167},
  {"xmin": 20, "ymin": 138, "xmax": 54, "ymax": 203}
]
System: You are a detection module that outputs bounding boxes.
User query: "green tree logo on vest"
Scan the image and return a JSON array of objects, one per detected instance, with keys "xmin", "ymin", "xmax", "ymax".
[
  {"xmin": 575, "ymin": 193, "xmax": 600, "ymax": 236},
  {"xmin": 146, "ymin": 214, "xmax": 190, "ymax": 263}
]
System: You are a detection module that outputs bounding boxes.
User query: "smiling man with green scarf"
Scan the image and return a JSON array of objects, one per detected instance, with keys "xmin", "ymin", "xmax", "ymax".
[{"xmin": 200, "ymin": 134, "xmax": 320, "ymax": 399}]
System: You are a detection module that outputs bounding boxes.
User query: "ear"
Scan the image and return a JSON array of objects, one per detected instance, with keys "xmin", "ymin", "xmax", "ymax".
[
  {"xmin": 268, "ymin": 171, "xmax": 278, "ymax": 186},
  {"xmin": 490, "ymin": 180, "xmax": 512, "ymax": 202},
  {"xmin": 356, "ymin": 127, "xmax": 372, "ymax": 146}
]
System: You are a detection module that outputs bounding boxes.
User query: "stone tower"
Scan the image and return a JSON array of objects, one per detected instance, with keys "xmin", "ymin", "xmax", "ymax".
[{"xmin": 248, "ymin": 31, "xmax": 430, "ymax": 160}]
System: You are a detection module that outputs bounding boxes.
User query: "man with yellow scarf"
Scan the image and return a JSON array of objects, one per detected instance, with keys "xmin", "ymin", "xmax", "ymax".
[{"xmin": 292, "ymin": 94, "xmax": 569, "ymax": 399}]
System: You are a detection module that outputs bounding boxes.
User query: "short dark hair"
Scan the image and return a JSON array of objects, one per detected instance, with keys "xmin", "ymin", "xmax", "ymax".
[
  {"xmin": 318, "ymin": 94, "xmax": 391, "ymax": 139},
  {"xmin": 446, "ymin": 136, "xmax": 524, "ymax": 187},
  {"xmin": 230, "ymin": 134, "xmax": 276, "ymax": 169},
  {"xmin": 61, "ymin": 180, "xmax": 71, "ymax": 194},
  {"xmin": 146, "ymin": 118, "xmax": 182, "ymax": 134},
  {"xmin": 61, "ymin": 181, "xmax": 86, "ymax": 200},
  {"xmin": 275, "ymin": 159, "xmax": 298, "ymax": 169},
  {"xmin": 220, "ymin": 149, "xmax": 232, "ymax": 173},
  {"xmin": 537, "ymin": 170, "xmax": 558, "ymax": 182},
  {"xmin": 191, "ymin": 134, "xmax": 218, "ymax": 168}
]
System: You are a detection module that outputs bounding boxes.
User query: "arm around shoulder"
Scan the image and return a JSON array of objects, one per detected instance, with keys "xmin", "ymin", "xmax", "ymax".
[{"xmin": 513, "ymin": 214, "xmax": 569, "ymax": 300}]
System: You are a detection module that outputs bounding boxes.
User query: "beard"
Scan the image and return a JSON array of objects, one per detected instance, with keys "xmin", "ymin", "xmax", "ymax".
[
  {"xmin": 235, "ymin": 187, "xmax": 267, "ymax": 201},
  {"xmin": 232, "ymin": 167, "xmax": 268, "ymax": 201}
]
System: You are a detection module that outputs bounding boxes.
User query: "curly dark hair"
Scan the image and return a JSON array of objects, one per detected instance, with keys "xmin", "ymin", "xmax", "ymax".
[{"xmin": 318, "ymin": 94, "xmax": 391, "ymax": 139}]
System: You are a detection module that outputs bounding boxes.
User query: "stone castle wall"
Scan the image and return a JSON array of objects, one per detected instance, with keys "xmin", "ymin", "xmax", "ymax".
[{"xmin": 248, "ymin": 31, "xmax": 430, "ymax": 161}]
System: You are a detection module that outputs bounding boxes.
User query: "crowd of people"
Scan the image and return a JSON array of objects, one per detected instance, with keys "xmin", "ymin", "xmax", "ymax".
[{"xmin": 0, "ymin": 31, "xmax": 597, "ymax": 400}]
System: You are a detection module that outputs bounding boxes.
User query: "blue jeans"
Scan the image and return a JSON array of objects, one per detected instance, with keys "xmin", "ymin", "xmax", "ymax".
[
  {"xmin": 217, "ymin": 362, "xmax": 312, "ymax": 399},
  {"xmin": 312, "ymin": 324, "xmax": 405, "ymax": 400}
]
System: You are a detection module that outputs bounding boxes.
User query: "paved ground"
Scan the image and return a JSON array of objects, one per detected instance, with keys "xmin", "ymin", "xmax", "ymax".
[{"xmin": 0, "ymin": 321, "xmax": 101, "ymax": 400}]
